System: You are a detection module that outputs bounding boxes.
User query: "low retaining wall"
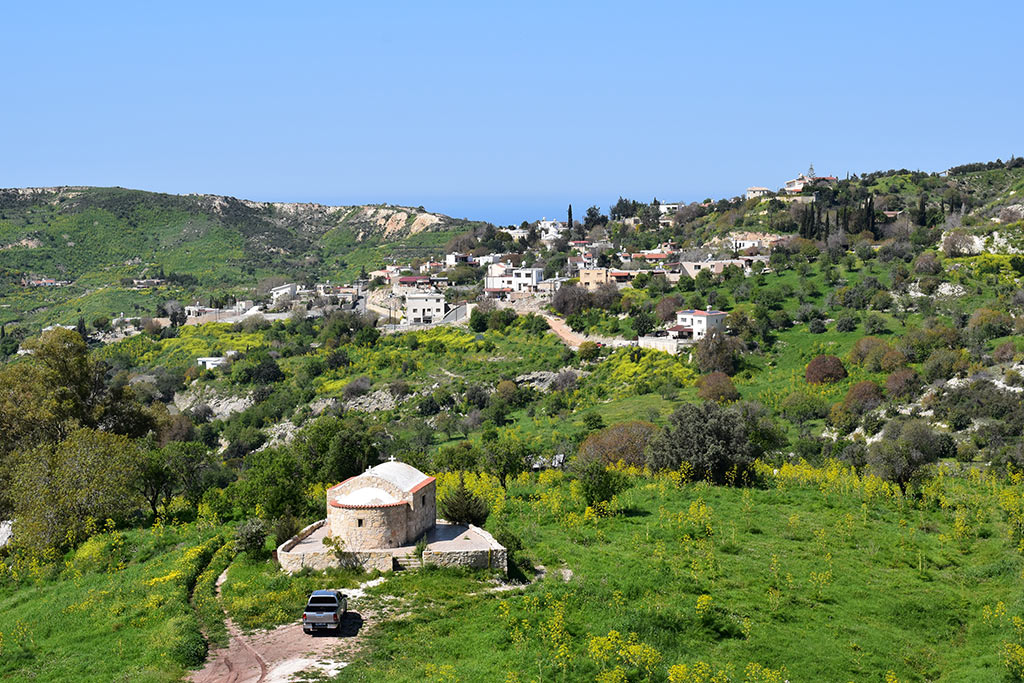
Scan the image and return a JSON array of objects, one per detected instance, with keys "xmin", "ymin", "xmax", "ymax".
[
  {"xmin": 422, "ymin": 525, "xmax": 508, "ymax": 575},
  {"xmin": 637, "ymin": 336, "xmax": 685, "ymax": 355},
  {"xmin": 277, "ymin": 520, "xmax": 507, "ymax": 575},
  {"xmin": 276, "ymin": 520, "xmax": 330, "ymax": 573}
]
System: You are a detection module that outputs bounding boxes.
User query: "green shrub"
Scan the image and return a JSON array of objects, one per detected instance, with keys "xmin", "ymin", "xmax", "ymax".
[
  {"xmin": 168, "ymin": 613, "xmax": 208, "ymax": 667},
  {"xmin": 235, "ymin": 518, "xmax": 269, "ymax": 555},
  {"xmin": 574, "ymin": 459, "xmax": 626, "ymax": 505}
]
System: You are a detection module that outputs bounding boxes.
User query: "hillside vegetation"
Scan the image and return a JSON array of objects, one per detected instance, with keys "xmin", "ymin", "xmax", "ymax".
[
  {"xmin": 2, "ymin": 159, "xmax": 1024, "ymax": 682},
  {"xmin": 0, "ymin": 186, "xmax": 477, "ymax": 326}
]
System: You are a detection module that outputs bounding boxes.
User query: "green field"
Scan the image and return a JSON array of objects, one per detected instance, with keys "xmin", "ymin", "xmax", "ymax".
[{"xmin": 4, "ymin": 464, "xmax": 1023, "ymax": 682}]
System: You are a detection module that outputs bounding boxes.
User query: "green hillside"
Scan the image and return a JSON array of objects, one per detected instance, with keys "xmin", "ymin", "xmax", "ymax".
[
  {"xmin": 2, "ymin": 159, "xmax": 1024, "ymax": 682},
  {"xmin": 0, "ymin": 186, "xmax": 478, "ymax": 326}
]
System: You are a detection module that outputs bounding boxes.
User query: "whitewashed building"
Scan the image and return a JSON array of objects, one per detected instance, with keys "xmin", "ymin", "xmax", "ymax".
[
  {"xmin": 404, "ymin": 292, "xmax": 447, "ymax": 324},
  {"xmin": 269, "ymin": 283, "xmax": 298, "ymax": 304},
  {"xmin": 484, "ymin": 265, "xmax": 545, "ymax": 293},
  {"xmin": 670, "ymin": 307, "xmax": 727, "ymax": 341}
]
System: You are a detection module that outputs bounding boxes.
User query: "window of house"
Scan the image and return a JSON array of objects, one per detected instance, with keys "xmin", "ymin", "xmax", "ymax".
[
  {"xmin": 421, "ymin": 495, "xmax": 426, "ymax": 506},
  {"xmin": 357, "ymin": 519, "xmax": 364, "ymax": 527}
]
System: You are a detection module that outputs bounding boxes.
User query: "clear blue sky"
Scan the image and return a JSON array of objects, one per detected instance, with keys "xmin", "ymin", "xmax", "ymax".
[{"xmin": 2, "ymin": 1, "xmax": 1021, "ymax": 225}]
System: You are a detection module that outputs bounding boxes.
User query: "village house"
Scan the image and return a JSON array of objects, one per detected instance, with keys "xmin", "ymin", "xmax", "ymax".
[
  {"xmin": 537, "ymin": 276, "xmax": 568, "ymax": 296},
  {"xmin": 184, "ymin": 304, "xmax": 218, "ymax": 318},
  {"xmin": 784, "ymin": 173, "xmax": 813, "ymax": 194},
  {"xmin": 677, "ymin": 256, "xmax": 767, "ymax": 279},
  {"xmin": 657, "ymin": 202, "xmax": 681, "ymax": 214},
  {"xmin": 474, "ymin": 253, "xmax": 503, "ymax": 266},
  {"xmin": 630, "ymin": 251, "xmax": 670, "ymax": 264},
  {"xmin": 445, "ymin": 252, "xmax": 474, "ymax": 268},
  {"xmin": 668, "ymin": 306, "xmax": 728, "ymax": 341},
  {"xmin": 746, "ymin": 187, "xmax": 771, "ymax": 200},
  {"xmin": 269, "ymin": 283, "xmax": 298, "ymax": 304},
  {"xmin": 483, "ymin": 263, "xmax": 544, "ymax": 293},
  {"xmin": 537, "ymin": 217, "xmax": 565, "ymax": 240},
  {"xmin": 566, "ymin": 255, "xmax": 585, "ymax": 274},
  {"xmin": 579, "ymin": 268, "xmax": 637, "ymax": 289},
  {"xmin": 22, "ymin": 277, "xmax": 70, "ymax": 287},
  {"xmin": 419, "ymin": 260, "xmax": 444, "ymax": 274},
  {"xmin": 709, "ymin": 231, "xmax": 784, "ymax": 252},
  {"xmin": 582, "ymin": 251, "xmax": 602, "ymax": 269},
  {"xmin": 394, "ymin": 275, "xmax": 433, "ymax": 290},
  {"xmin": 404, "ymin": 292, "xmax": 447, "ymax": 324}
]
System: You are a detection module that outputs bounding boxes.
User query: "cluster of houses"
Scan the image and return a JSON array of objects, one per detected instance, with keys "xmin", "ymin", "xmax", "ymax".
[
  {"xmin": 20, "ymin": 276, "xmax": 71, "ymax": 287},
  {"xmin": 745, "ymin": 171, "xmax": 839, "ymax": 203},
  {"xmin": 359, "ymin": 222, "xmax": 786, "ymax": 336}
]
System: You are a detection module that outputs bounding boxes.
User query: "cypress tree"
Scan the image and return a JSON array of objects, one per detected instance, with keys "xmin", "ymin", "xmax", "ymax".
[
  {"xmin": 438, "ymin": 474, "xmax": 489, "ymax": 526},
  {"xmin": 866, "ymin": 195, "xmax": 876, "ymax": 238},
  {"xmin": 567, "ymin": 204, "xmax": 573, "ymax": 230}
]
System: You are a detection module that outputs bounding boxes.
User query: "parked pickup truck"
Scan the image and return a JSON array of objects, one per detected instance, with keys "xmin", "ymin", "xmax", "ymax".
[{"xmin": 302, "ymin": 589, "xmax": 347, "ymax": 634}]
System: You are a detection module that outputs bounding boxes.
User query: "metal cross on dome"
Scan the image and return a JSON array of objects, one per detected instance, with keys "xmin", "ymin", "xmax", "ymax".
[{"xmin": 388, "ymin": 455, "xmax": 397, "ymax": 462}]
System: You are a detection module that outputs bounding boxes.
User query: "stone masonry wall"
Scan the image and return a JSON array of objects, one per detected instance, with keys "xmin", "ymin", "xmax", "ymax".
[
  {"xmin": 277, "ymin": 519, "xmax": 395, "ymax": 573},
  {"xmin": 422, "ymin": 524, "xmax": 508, "ymax": 575},
  {"xmin": 329, "ymin": 503, "xmax": 408, "ymax": 550},
  {"xmin": 407, "ymin": 479, "xmax": 436, "ymax": 541}
]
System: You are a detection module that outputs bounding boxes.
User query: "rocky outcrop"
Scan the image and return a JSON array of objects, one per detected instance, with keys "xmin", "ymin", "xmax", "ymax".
[
  {"xmin": 998, "ymin": 204, "xmax": 1024, "ymax": 223},
  {"xmin": 173, "ymin": 385, "xmax": 254, "ymax": 420},
  {"xmin": 514, "ymin": 368, "xmax": 590, "ymax": 392},
  {"xmin": 262, "ymin": 420, "xmax": 299, "ymax": 449},
  {"xmin": 344, "ymin": 389, "xmax": 399, "ymax": 412}
]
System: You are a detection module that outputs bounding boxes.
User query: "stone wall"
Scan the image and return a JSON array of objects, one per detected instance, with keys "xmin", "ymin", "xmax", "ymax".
[
  {"xmin": 277, "ymin": 519, "xmax": 396, "ymax": 574},
  {"xmin": 407, "ymin": 479, "xmax": 436, "ymax": 542},
  {"xmin": 637, "ymin": 336, "xmax": 684, "ymax": 355},
  {"xmin": 422, "ymin": 525, "xmax": 508, "ymax": 575},
  {"xmin": 329, "ymin": 503, "xmax": 409, "ymax": 550},
  {"xmin": 276, "ymin": 519, "xmax": 330, "ymax": 573}
]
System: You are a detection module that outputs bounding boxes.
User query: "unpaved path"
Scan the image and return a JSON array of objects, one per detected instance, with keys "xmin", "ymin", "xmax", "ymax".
[
  {"xmin": 543, "ymin": 314, "xmax": 585, "ymax": 349},
  {"xmin": 541, "ymin": 314, "xmax": 629, "ymax": 350},
  {"xmin": 191, "ymin": 571, "xmax": 377, "ymax": 683}
]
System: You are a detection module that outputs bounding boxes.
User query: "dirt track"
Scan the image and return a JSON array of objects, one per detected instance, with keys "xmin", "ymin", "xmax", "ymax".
[{"xmin": 190, "ymin": 571, "xmax": 371, "ymax": 683}]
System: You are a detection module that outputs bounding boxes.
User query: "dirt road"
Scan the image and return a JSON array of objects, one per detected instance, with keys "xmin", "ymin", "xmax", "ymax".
[
  {"xmin": 541, "ymin": 314, "xmax": 630, "ymax": 350},
  {"xmin": 190, "ymin": 572, "xmax": 373, "ymax": 683}
]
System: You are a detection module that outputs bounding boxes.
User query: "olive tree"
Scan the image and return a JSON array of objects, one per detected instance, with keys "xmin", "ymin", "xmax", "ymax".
[
  {"xmin": 647, "ymin": 401, "xmax": 783, "ymax": 484},
  {"xmin": 867, "ymin": 419, "xmax": 954, "ymax": 493}
]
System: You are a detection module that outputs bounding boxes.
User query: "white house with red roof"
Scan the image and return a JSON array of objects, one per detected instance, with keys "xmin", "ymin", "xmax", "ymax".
[{"xmin": 669, "ymin": 306, "xmax": 728, "ymax": 340}]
